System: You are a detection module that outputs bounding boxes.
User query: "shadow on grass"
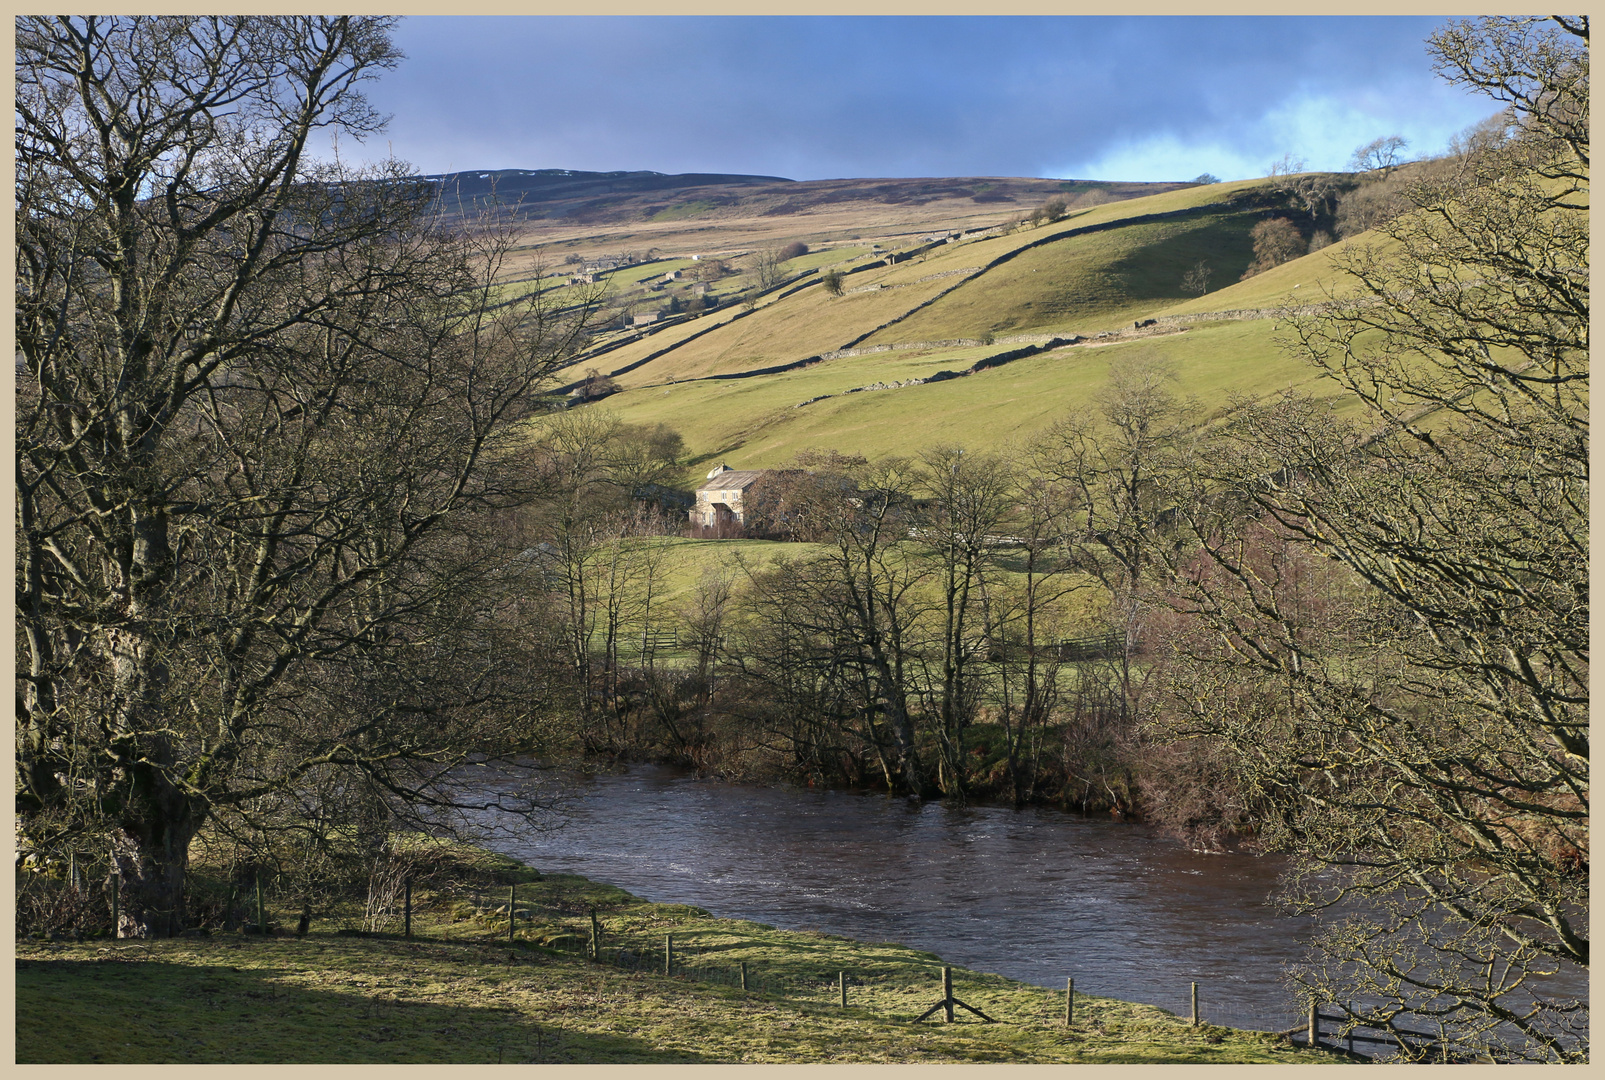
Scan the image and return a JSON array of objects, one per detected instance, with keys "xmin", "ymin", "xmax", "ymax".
[{"xmin": 16, "ymin": 946, "xmax": 711, "ymax": 1064}]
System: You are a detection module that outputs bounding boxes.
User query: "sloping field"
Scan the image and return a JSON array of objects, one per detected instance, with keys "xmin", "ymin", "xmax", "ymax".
[
  {"xmin": 599, "ymin": 318, "xmax": 1367, "ymax": 475},
  {"xmin": 863, "ymin": 209, "xmax": 1260, "ymax": 343},
  {"xmin": 1153, "ymin": 230, "xmax": 1377, "ymax": 316},
  {"xmin": 573, "ymin": 177, "xmax": 1318, "ymax": 391},
  {"xmin": 607, "ymin": 277, "xmax": 982, "ymax": 387},
  {"xmin": 543, "ymin": 171, "xmax": 1406, "ymax": 476}
]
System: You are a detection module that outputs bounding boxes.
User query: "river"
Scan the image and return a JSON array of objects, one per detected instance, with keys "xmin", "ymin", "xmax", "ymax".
[{"xmin": 492, "ymin": 763, "xmax": 1316, "ymax": 1032}]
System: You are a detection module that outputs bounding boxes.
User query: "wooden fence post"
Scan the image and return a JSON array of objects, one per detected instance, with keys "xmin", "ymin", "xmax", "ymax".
[
  {"xmin": 111, "ymin": 875, "xmax": 120, "ymax": 938},
  {"xmin": 839, "ymin": 971, "xmax": 847, "ymax": 1008},
  {"xmin": 664, "ymin": 933, "xmax": 673, "ymax": 976},
  {"xmin": 1191, "ymin": 981, "xmax": 1199, "ymax": 1026},
  {"xmin": 943, "ymin": 966, "xmax": 955, "ymax": 1023},
  {"xmin": 1065, "ymin": 978, "xmax": 1074, "ymax": 1027},
  {"xmin": 1308, "ymin": 1001, "xmax": 1319, "ymax": 1048},
  {"xmin": 256, "ymin": 874, "xmax": 267, "ymax": 934},
  {"xmin": 508, "ymin": 885, "xmax": 515, "ymax": 943},
  {"xmin": 589, "ymin": 908, "xmax": 601, "ymax": 961},
  {"xmin": 740, "ymin": 961, "xmax": 748, "ymax": 991},
  {"xmin": 404, "ymin": 878, "xmax": 412, "ymax": 939}
]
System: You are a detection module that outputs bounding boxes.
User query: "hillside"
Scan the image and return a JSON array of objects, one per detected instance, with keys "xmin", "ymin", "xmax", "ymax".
[
  {"xmin": 445, "ymin": 169, "xmax": 1189, "ymax": 282},
  {"xmin": 533, "ymin": 171, "xmax": 1375, "ymax": 476}
]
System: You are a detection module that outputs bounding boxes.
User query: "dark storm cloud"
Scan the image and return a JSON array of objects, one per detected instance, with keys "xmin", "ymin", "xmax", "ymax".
[{"xmin": 359, "ymin": 16, "xmax": 1495, "ymax": 182}]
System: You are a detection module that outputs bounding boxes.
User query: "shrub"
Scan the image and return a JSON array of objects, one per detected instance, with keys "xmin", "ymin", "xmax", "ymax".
[
  {"xmin": 1029, "ymin": 194, "xmax": 1069, "ymax": 225},
  {"xmin": 1239, "ymin": 218, "xmax": 1306, "ymax": 279}
]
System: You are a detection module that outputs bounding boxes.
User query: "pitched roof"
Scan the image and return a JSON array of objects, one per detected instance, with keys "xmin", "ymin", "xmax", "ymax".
[{"xmin": 695, "ymin": 469, "xmax": 767, "ymax": 492}]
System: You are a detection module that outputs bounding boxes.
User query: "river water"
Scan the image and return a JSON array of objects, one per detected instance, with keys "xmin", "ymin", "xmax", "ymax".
[{"xmin": 493, "ymin": 763, "xmax": 1316, "ymax": 1031}]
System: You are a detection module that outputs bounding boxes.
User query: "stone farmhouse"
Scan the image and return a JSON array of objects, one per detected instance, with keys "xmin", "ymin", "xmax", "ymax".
[{"xmin": 689, "ymin": 464, "xmax": 766, "ymax": 530}]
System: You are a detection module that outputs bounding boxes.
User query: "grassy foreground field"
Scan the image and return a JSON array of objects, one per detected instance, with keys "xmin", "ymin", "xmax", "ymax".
[{"xmin": 16, "ymin": 850, "xmax": 1339, "ymax": 1064}]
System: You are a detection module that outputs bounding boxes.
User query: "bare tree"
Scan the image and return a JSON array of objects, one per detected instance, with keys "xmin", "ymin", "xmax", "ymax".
[
  {"xmin": 15, "ymin": 16, "xmax": 595, "ymax": 936},
  {"xmin": 576, "ymin": 367, "xmax": 621, "ymax": 401},
  {"xmin": 1150, "ymin": 15, "xmax": 1587, "ymax": 1060},
  {"xmin": 1038, "ymin": 357, "xmax": 1200, "ymax": 746},
  {"xmin": 765, "ymin": 452, "xmax": 930, "ymax": 793},
  {"xmin": 1267, "ymin": 152, "xmax": 1307, "ymax": 177},
  {"xmin": 1349, "ymin": 134, "xmax": 1409, "ymax": 175},
  {"xmin": 913, "ymin": 446, "xmax": 1014, "ymax": 799},
  {"xmin": 984, "ymin": 448, "xmax": 1089, "ymax": 806},
  {"xmin": 750, "ymin": 245, "xmax": 788, "ymax": 291},
  {"xmin": 518, "ymin": 409, "xmax": 678, "ymax": 753},
  {"xmin": 1179, "ymin": 260, "xmax": 1212, "ymax": 296}
]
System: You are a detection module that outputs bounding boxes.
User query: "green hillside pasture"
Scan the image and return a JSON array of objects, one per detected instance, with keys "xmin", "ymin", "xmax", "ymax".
[
  {"xmin": 607, "ymin": 274, "xmax": 979, "ymax": 388},
  {"xmin": 1047, "ymin": 177, "xmax": 1274, "ymax": 224},
  {"xmin": 561, "ymin": 300, "xmax": 756, "ymax": 382},
  {"xmin": 865, "ymin": 209, "xmax": 1264, "ymax": 345},
  {"xmin": 1155, "ymin": 230, "xmax": 1380, "ymax": 317},
  {"xmin": 579, "ymin": 182, "xmax": 1284, "ymax": 389},
  {"xmin": 599, "ymin": 343, "xmax": 1017, "ymax": 459},
  {"xmin": 577, "ymin": 181, "xmax": 1290, "ymax": 391},
  {"xmin": 608, "ymin": 258, "xmax": 701, "ymax": 287},
  {"xmin": 601, "ymin": 319, "xmax": 1362, "ymax": 469}
]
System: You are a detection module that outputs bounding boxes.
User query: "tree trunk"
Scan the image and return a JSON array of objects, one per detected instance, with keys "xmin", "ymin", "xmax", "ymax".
[{"xmin": 108, "ymin": 759, "xmax": 206, "ymax": 938}]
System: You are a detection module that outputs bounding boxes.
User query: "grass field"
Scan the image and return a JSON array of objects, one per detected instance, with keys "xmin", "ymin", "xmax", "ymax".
[
  {"xmin": 16, "ymin": 850, "xmax": 1338, "ymax": 1064},
  {"xmin": 516, "ymin": 169, "xmax": 1414, "ymax": 495},
  {"xmin": 598, "ymin": 318, "xmax": 1364, "ymax": 475}
]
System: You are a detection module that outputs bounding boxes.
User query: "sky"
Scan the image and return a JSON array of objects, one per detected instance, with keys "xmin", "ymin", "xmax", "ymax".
[{"xmin": 356, "ymin": 16, "xmax": 1498, "ymax": 184}]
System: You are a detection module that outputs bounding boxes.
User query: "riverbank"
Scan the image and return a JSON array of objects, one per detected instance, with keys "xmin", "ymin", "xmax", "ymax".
[{"xmin": 16, "ymin": 846, "xmax": 1336, "ymax": 1064}]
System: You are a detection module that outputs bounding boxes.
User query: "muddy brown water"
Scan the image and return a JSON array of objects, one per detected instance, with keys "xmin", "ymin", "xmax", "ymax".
[{"xmin": 492, "ymin": 764, "xmax": 1318, "ymax": 1031}]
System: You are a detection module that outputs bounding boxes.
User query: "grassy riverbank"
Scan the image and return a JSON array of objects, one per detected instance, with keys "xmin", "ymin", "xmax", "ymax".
[{"xmin": 16, "ymin": 846, "xmax": 1338, "ymax": 1064}]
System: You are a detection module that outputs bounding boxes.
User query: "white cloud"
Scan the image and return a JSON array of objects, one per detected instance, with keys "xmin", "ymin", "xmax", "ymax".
[{"xmin": 1049, "ymin": 89, "xmax": 1492, "ymax": 183}]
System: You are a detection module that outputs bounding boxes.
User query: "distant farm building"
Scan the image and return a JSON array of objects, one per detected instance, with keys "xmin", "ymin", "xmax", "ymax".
[
  {"xmin": 663, "ymin": 269, "xmax": 683, "ymax": 281},
  {"xmin": 690, "ymin": 464, "xmax": 767, "ymax": 530},
  {"xmin": 633, "ymin": 311, "xmax": 661, "ymax": 326}
]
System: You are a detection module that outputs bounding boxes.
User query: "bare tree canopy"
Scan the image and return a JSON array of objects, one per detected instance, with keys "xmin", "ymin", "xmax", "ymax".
[
  {"xmin": 1240, "ymin": 218, "xmax": 1306, "ymax": 278},
  {"xmin": 16, "ymin": 16, "xmax": 594, "ymax": 937},
  {"xmin": 1348, "ymin": 134, "xmax": 1409, "ymax": 175},
  {"xmin": 1149, "ymin": 15, "xmax": 1586, "ymax": 1061}
]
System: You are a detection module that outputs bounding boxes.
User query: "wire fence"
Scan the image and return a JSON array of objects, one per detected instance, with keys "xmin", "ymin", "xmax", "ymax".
[
  {"xmin": 457, "ymin": 886, "xmax": 1525, "ymax": 1061},
  {"xmin": 21, "ymin": 872, "xmax": 1563, "ymax": 1062}
]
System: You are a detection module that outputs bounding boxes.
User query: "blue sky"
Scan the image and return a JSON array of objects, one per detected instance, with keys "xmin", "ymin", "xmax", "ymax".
[{"xmin": 358, "ymin": 16, "xmax": 1497, "ymax": 183}]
